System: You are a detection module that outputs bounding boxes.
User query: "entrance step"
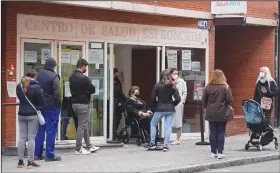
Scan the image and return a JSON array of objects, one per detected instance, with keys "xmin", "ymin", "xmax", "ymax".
[{"xmin": 2, "ymin": 142, "xmax": 124, "ymax": 156}]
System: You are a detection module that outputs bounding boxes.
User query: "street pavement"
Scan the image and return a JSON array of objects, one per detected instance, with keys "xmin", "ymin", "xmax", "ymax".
[
  {"xmin": 200, "ymin": 160, "xmax": 280, "ymax": 172},
  {"xmin": 2, "ymin": 129, "xmax": 280, "ymax": 172}
]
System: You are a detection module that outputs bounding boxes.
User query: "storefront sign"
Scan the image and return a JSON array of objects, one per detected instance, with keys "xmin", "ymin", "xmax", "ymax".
[
  {"xmin": 211, "ymin": 1, "xmax": 247, "ymax": 15},
  {"xmin": 18, "ymin": 14, "xmax": 208, "ymax": 47}
]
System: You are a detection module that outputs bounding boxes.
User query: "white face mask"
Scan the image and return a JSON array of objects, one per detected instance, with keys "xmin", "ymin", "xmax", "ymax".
[
  {"xmin": 172, "ymin": 74, "xmax": 178, "ymax": 80},
  {"xmin": 259, "ymin": 72, "xmax": 265, "ymax": 78}
]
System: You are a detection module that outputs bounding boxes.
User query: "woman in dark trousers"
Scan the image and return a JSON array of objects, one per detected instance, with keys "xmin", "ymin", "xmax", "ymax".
[
  {"xmin": 16, "ymin": 69, "xmax": 44, "ymax": 168},
  {"xmin": 148, "ymin": 69, "xmax": 181, "ymax": 152},
  {"xmin": 126, "ymin": 86, "xmax": 153, "ymax": 136},
  {"xmin": 253, "ymin": 67, "xmax": 278, "ymax": 127},
  {"xmin": 202, "ymin": 69, "xmax": 233, "ymax": 160}
]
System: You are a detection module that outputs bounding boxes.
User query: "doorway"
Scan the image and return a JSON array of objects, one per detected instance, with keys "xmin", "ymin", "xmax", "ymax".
[{"xmin": 107, "ymin": 43, "xmax": 160, "ymax": 140}]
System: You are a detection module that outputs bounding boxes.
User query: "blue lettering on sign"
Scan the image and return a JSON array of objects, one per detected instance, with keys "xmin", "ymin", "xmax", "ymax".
[{"xmin": 216, "ymin": 1, "xmax": 241, "ymax": 7}]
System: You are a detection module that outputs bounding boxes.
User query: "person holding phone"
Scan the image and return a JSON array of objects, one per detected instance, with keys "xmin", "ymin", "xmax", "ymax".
[{"xmin": 253, "ymin": 67, "xmax": 278, "ymax": 127}]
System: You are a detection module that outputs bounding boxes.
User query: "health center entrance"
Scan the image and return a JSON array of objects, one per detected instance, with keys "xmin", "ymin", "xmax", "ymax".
[{"xmin": 19, "ymin": 38, "xmax": 208, "ymax": 145}]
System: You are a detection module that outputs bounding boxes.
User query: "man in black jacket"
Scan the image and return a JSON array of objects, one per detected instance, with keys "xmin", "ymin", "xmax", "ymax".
[
  {"xmin": 69, "ymin": 59, "xmax": 100, "ymax": 155},
  {"xmin": 113, "ymin": 68, "xmax": 127, "ymax": 140}
]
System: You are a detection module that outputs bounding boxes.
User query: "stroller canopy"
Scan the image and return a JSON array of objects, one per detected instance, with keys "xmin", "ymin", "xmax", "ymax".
[{"xmin": 242, "ymin": 99, "xmax": 263, "ymax": 124}]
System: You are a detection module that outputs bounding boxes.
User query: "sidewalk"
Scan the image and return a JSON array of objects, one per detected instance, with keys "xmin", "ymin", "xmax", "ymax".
[{"xmin": 2, "ymin": 130, "xmax": 280, "ymax": 173}]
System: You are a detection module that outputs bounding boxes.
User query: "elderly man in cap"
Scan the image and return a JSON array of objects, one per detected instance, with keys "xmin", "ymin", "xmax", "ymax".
[{"xmin": 34, "ymin": 58, "xmax": 62, "ymax": 162}]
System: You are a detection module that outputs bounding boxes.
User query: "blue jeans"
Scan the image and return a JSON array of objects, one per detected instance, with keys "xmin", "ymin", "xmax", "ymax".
[
  {"xmin": 150, "ymin": 112, "xmax": 173, "ymax": 146},
  {"xmin": 209, "ymin": 121, "xmax": 227, "ymax": 154},
  {"xmin": 35, "ymin": 108, "xmax": 60, "ymax": 158}
]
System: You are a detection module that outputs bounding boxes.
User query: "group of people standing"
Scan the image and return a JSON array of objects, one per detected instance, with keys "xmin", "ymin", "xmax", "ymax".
[
  {"xmin": 16, "ymin": 56, "xmax": 278, "ymax": 169},
  {"xmin": 16, "ymin": 58, "xmax": 99, "ymax": 168}
]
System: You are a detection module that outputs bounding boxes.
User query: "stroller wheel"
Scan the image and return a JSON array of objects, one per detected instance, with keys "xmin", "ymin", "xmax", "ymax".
[
  {"xmin": 258, "ymin": 145, "xmax": 263, "ymax": 151},
  {"xmin": 275, "ymin": 143, "xmax": 278, "ymax": 149},
  {"xmin": 120, "ymin": 129, "xmax": 130, "ymax": 144},
  {"xmin": 245, "ymin": 143, "xmax": 250, "ymax": 151},
  {"xmin": 136, "ymin": 139, "xmax": 142, "ymax": 146}
]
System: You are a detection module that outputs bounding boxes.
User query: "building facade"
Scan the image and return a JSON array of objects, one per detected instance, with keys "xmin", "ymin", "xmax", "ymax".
[{"xmin": 1, "ymin": 1, "xmax": 278, "ymax": 149}]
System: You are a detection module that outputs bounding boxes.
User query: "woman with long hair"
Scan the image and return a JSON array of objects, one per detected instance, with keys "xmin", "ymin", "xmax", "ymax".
[
  {"xmin": 202, "ymin": 69, "xmax": 233, "ymax": 159},
  {"xmin": 169, "ymin": 68, "xmax": 187, "ymax": 145},
  {"xmin": 253, "ymin": 67, "xmax": 278, "ymax": 127},
  {"xmin": 16, "ymin": 69, "xmax": 44, "ymax": 168},
  {"xmin": 148, "ymin": 69, "xmax": 181, "ymax": 152}
]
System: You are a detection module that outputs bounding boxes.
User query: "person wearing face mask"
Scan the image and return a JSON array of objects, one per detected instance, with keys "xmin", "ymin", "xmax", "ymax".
[
  {"xmin": 113, "ymin": 68, "xmax": 128, "ymax": 141},
  {"xmin": 126, "ymin": 86, "xmax": 153, "ymax": 137},
  {"xmin": 148, "ymin": 69, "xmax": 181, "ymax": 152},
  {"xmin": 69, "ymin": 59, "xmax": 100, "ymax": 155},
  {"xmin": 35, "ymin": 58, "xmax": 62, "ymax": 162},
  {"xmin": 170, "ymin": 68, "xmax": 187, "ymax": 145},
  {"xmin": 253, "ymin": 67, "xmax": 278, "ymax": 127}
]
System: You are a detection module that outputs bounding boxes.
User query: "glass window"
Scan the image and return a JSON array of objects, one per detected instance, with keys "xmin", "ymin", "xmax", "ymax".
[
  {"xmin": 23, "ymin": 42, "xmax": 52, "ymax": 75},
  {"xmin": 165, "ymin": 47, "xmax": 206, "ymax": 133},
  {"xmin": 87, "ymin": 42, "xmax": 105, "ymax": 137},
  {"xmin": 60, "ymin": 44, "xmax": 83, "ymax": 140}
]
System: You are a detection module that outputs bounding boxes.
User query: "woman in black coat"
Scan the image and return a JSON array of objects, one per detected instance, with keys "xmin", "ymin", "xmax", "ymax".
[
  {"xmin": 253, "ymin": 67, "xmax": 278, "ymax": 127},
  {"xmin": 126, "ymin": 86, "xmax": 153, "ymax": 136}
]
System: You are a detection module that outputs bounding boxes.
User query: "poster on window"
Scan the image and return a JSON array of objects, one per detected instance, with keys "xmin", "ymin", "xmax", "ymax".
[
  {"xmin": 193, "ymin": 81, "xmax": 204, "ymax": 101},
  {"xmin": 61, "ymin": 49, "xmax": 71, "ymax": 64},
  {"xmin": 166, "ymin": 50, "xmax": 177, "ymax": 68},
  {"xmin": 41, "ymin": 48, "xmax": 51, "ymax": 64},
  {"xmin": 88, "ymin": 49, "xmax": 103, "ymax": 64},
  {"xmin": 64, "ymin": 82, "xmax": 72, "ymax": 97},
  {"xmin": 24, "ymin": 51, "xmax": 37, "ymax": 63},
  {"xmin": 91, "ymin": 79, "xmax": 100, "ymax": 96},
  {"xmin": 71, "ymin": 50, "xmax": 80, "ymax": 65},
  {"xmin": 182, "ymin": 50, "xmax": 192, "ymax": 60},
  {"xmin": 191, "ymin": 61, "xmax": 201, "ymax": 71}
]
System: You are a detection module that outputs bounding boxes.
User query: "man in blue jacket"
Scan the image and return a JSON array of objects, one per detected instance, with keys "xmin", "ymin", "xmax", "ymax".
[{"xmin": 35, "ymin": 58, "xmax": 62, "ymax": 162}]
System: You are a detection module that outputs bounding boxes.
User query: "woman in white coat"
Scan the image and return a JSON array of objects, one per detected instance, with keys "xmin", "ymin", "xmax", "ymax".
[{"xmin": 170, "ymin": 68, "xmax": 187, "ymax": 145}]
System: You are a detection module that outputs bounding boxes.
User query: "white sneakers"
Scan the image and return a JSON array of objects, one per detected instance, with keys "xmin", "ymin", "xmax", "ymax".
[
  {"xmin": 211, "ymin": 153, "xmax": 225, "ymax": 159},
  {"xmin": 171, "ymin": 140, "xmax": 180, "ymax": 145},
  {"xmin": 75, "ymin": 146, "xmax": 100, "ymax": 155},
  {"xmin": 89, "ymin": 146, "xmax": 100, "ymax": 153},
  {"xmin": 75, "ymin": 148, "xmax": 91, "ymax": 155}
]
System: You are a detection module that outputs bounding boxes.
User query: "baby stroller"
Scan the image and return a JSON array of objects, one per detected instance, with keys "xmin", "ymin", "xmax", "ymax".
[
  {"xmin": 242, "ymin": 99, "xmax": 278, "ymax": 151},
  {"xmin": 118, "ymin": 111, "xmax": 164, "ymax": 146}
]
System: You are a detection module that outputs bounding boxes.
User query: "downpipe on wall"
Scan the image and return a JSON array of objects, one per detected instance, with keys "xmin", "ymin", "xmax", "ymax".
[{"xmin": 275, "ymin": 1, "xmax": 280, "ymax": 128}]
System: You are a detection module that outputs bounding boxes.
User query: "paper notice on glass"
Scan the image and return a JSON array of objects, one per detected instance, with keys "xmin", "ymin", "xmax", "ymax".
[
  {"xmin": 41, "ymin": 48, "xmax": 51, "ymax": 64},
  {"xmin": 167, "ymin": 50, "xmax": 177, "ymax": 68},
  {"xmin": 7, "ymin": 81, "xmax": 17, "ymax": 98},
  {"xmin": 64, "ymin": 82, "xmax": 72, "ymax": 97},
  {"xmin": 182, "ymin": 60, "xmax": 192, "ymax": 71},
  {"xmin": 61, "ymin": 50, "xmax": 71, "ymax": 64},
  {"xmin": 24, "ymin": 51, "xmax": 37, "ymax": 63},
  {"xmin": 191, "ymin": 61, "xmax": 201, "ymax": 71},
  {"xmin": 182, "ymin": 50, "xmax": 191, "ymax": 60},
  {"xmin": 71, "ymin": 50, "xmax": 80, "ymax": 65},
  {"xmin": 92, "ymin": 79, "xmax": 100, "ymax": 95},
  {"xmin": 88, "ymin": 49, "xmax": 103, "ymax": 64}
]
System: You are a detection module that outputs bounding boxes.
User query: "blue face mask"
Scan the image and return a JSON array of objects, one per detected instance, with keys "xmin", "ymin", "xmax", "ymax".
[{"xmin": 260, "ymin": 78, "xmax": 266, "ymax": 84}]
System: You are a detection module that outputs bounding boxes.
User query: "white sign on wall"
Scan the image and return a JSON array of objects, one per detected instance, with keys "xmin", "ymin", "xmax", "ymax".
[
  {"xmin": 211, "ymin": 1, "xmax": 247, "ymax": 15},
  {"xmin": 17, "ymin": 14, "xmax": 209, "ymax": 47}
]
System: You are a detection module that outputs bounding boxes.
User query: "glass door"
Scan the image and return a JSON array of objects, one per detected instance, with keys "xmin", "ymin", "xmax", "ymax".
[{"xmin": 58, "ymin": 41, "xmax": 86, "ymax": 142}]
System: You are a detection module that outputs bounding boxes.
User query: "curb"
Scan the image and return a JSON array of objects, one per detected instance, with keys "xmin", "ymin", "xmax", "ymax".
[{"xmin": 147, "ymin": 153, "xmax": 280, "ymax": 173}]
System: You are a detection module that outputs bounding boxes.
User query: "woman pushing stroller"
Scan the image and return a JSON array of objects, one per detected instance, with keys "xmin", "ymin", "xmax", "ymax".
[{"xmin": 253, "ymin": 67, "xmax": 278, "ymax": 127}]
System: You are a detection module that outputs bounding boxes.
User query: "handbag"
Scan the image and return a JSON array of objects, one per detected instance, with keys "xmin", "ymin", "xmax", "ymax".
[
  {"xmin": 224, "ymin": 84, "xmax": 234, "ymax": 121},
  {"xmin": 21, "ymin": 84, "xmax": 45, "ymax": 125},
  {"xmin": 261, "ymin": 97, "xmax": 272, "ymax": 110}
]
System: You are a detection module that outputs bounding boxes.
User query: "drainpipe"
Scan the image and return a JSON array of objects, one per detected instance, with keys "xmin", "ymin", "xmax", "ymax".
[{"xmin": 276, "ymin": 1, "xmax": 280, "ymax": 128}]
